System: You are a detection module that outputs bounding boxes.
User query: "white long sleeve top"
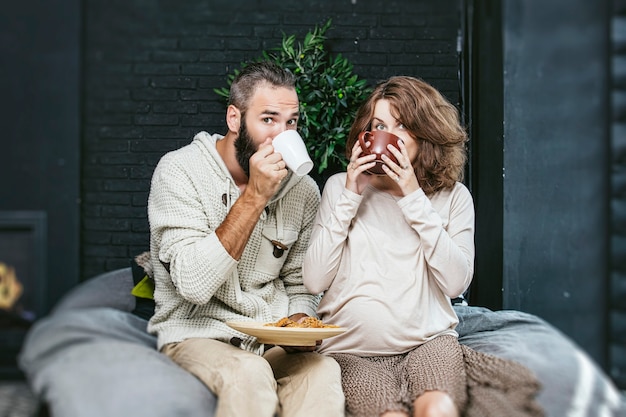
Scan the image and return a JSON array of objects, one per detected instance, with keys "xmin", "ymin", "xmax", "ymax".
[{"xmin": 303, "ymin": 173, "xmax": 475, "ymax": 356}]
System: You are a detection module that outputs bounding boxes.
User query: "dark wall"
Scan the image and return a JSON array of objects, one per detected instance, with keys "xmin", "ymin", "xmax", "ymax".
[
  {"xmin": 81, "ymin": 0, "xmax": 464, "ymax": 279},
  {"xmin": 466, "ymin": 0, "xmax": 505, "ymax": 311},
  {"xmin": 501, "ymin": 1, "xmax": 611, "ymax": 365},
  {"xmin": 0, "ymin": 1, "xmax": 81, "ymax": 314},
  {"xmin": 610, "ymin": 0, "xmax": 626, "ymax": 390}
]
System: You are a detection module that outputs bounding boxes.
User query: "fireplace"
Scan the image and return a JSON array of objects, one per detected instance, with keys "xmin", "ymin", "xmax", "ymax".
[{"xmin": 0, "ymin": 211, "xmax": 46, "ymax": 378}]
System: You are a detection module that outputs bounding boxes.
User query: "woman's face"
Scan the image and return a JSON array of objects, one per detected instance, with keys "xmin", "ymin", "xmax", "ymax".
[{"xmin": 370, "ymin": 99, "xmax": 419, "ymax": 163}]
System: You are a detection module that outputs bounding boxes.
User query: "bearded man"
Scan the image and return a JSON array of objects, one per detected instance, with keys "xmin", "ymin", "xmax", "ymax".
[{"xmin": 147, "ymin": 61, "xmax": 344, "ymax": 417}]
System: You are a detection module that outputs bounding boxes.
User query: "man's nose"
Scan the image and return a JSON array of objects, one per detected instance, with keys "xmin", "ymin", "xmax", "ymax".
[
  {"xmin": 271, "ymin": 127, "xmax": 285, "ymax": 140},
  {"xmin": 274, "ymin": 124, "xmax": 292, "ymax": 137}
]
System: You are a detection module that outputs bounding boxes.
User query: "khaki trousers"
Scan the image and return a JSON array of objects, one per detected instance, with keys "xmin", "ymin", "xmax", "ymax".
[{"xmin": 162, "ymin": 338, "xmax": 345, "ymax": 417}]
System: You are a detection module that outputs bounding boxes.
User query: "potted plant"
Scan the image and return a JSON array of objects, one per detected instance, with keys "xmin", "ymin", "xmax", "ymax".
[{"xmin": 214, "ymin": 19, "xmax": 372, "ymax": 185}]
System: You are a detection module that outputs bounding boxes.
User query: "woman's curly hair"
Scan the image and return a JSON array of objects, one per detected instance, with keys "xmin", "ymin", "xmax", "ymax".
[{"xmin": 346, "ymin": 76, "xmax": 468, "ymax": 195}]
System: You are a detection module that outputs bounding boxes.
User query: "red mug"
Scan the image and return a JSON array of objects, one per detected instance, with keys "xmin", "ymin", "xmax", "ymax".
[{"xmin": 358, "ymin": 130, "xmax": 400, "ymax": 175}]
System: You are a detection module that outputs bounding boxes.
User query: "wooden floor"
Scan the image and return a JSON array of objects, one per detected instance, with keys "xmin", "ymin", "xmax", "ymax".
[{"xmin": 0, "ymin": 381, "xmax": 38, "ymax": 417}]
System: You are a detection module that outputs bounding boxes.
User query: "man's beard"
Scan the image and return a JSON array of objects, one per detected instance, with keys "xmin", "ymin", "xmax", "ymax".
[{"xmin": 234, "ymin": 118, "xmax": 257, "ymax": 177}]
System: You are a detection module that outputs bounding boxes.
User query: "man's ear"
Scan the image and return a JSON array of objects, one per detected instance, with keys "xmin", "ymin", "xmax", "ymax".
[{"xmin": 226, "ymin": 105, "xmax": 241, "ymax": 133}]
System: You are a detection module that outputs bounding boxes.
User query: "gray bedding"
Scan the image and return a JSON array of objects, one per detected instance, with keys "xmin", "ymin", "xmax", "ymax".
[
  {"xmin": 455, "ymin": 306, "xmax": 625, "ymax": 417},
  {"xmin": 18, "ymin": 268, "xmax": 626, "ymax": 417}
]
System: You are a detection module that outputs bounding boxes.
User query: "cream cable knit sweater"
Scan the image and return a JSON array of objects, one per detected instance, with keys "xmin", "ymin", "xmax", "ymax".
[{"xmin": 147, "ymin": 131, "xmax": 321, "ymax": 354}]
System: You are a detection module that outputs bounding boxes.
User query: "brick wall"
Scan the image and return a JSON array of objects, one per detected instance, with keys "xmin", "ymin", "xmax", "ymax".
[{"xmin": 81, "ymin": 0, "xmax": 464, "ymax": 279}]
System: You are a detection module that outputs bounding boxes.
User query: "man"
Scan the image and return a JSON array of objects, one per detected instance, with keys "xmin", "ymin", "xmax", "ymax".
[{"xmin": 147, "ymin": 61, "xmax": 344, "ymax": 417}]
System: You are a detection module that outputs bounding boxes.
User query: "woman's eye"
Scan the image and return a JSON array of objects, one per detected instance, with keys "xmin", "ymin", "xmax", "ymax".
[{"xmin": 374, "ymin": 123, "xmax": 386, "ymax": 131}]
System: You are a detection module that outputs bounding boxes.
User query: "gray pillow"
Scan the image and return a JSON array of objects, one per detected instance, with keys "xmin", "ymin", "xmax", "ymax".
[
  {"xmin": 52, "ymin": 267, "xmax": 135, "ymax": 314},
  {"xmin": 20, "ymin": 307, "xmax": 216, "ymax": 417}
]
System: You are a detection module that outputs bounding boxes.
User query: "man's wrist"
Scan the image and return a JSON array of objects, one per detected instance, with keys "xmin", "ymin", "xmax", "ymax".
[{"xmin": 239, "ymin": 187, "xmax": 270, "ymax": 212}]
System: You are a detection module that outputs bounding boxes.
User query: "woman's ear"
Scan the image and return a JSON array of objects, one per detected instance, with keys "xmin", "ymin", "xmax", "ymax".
[{"xmin": 226, "ymin": 105, "xmax": 241, "ymax": 133}]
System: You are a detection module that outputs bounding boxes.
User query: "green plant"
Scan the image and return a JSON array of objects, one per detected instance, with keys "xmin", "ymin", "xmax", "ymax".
[{"xmin": 214, "ymin": 19, "xmax": 373, "ymax": 177}]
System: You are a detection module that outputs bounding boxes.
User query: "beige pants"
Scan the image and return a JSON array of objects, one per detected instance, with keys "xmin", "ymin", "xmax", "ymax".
[{"xmin": 162, "ymin": 338, "xmax": 345, "ymax": 417}]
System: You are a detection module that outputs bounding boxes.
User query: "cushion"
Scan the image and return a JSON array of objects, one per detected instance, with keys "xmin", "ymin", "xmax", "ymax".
[{"xmin": 52, "ymin": 267, "xmax": 135, "ymax": 314}]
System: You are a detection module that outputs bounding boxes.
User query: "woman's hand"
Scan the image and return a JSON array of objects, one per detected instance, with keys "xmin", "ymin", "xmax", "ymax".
[
  {"xmin": 345, "ymin": 140, "xmax": 376, "ymax": 195},
  {"xmin": 381, "ymin": 139, "xmax": 420, "ymax": 196}
]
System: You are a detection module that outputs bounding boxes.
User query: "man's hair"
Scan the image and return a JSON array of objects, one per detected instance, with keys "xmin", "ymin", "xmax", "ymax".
[
  {"xmin": 346, "ymin": 75, "xmax": 468, "ymax": 195},
  {"xmin": 228, "ymin": 61, "xmax": 297, "ymax": 113}
]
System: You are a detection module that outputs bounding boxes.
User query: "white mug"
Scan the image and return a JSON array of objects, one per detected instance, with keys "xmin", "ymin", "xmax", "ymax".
[{"xmin": 272, "ymin": 130, "xmax": 314, "ymax": 176}]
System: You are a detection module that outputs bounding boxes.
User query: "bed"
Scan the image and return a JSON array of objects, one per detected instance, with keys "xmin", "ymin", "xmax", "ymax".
[{"xmin": 18, "ymin": 267, "xmax": 626, "ymax": 417}]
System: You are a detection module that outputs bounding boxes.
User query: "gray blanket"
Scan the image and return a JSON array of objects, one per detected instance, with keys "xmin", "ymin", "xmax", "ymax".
[{"xmin": 18, "ymin": 268, "xmax": 626, "ymax": 417}]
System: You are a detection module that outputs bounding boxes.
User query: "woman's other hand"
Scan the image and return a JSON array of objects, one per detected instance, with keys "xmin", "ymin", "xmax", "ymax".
[
  {"xmin": 381, "ymin": 139, "xmax": 420, "ymax": 196},
  {"xmin": 345, "ymin": 140, "xmax": 376, "ymax": 195}
]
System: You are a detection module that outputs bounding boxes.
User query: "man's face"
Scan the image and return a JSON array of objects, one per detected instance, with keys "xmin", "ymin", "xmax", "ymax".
[{"xmin": 234, "ymin": 83, "xmax": 299, "ymax": 176}]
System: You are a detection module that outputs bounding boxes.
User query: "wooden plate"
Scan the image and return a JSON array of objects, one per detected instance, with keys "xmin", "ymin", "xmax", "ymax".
[{"xmin": 226, "ymin": 321, "xmax": 347, "ymax": 346}]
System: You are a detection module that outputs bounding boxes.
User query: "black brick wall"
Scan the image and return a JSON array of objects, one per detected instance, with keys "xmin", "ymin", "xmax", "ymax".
[{"xmin": 81, "ymin": 0, "xmax": 464, "ymax": 279}]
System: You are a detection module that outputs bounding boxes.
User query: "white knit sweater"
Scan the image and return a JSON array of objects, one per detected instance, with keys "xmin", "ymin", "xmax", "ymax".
[{"xmin": 147, "ymin": 131, "xmax": 321, "ymax": 354}]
